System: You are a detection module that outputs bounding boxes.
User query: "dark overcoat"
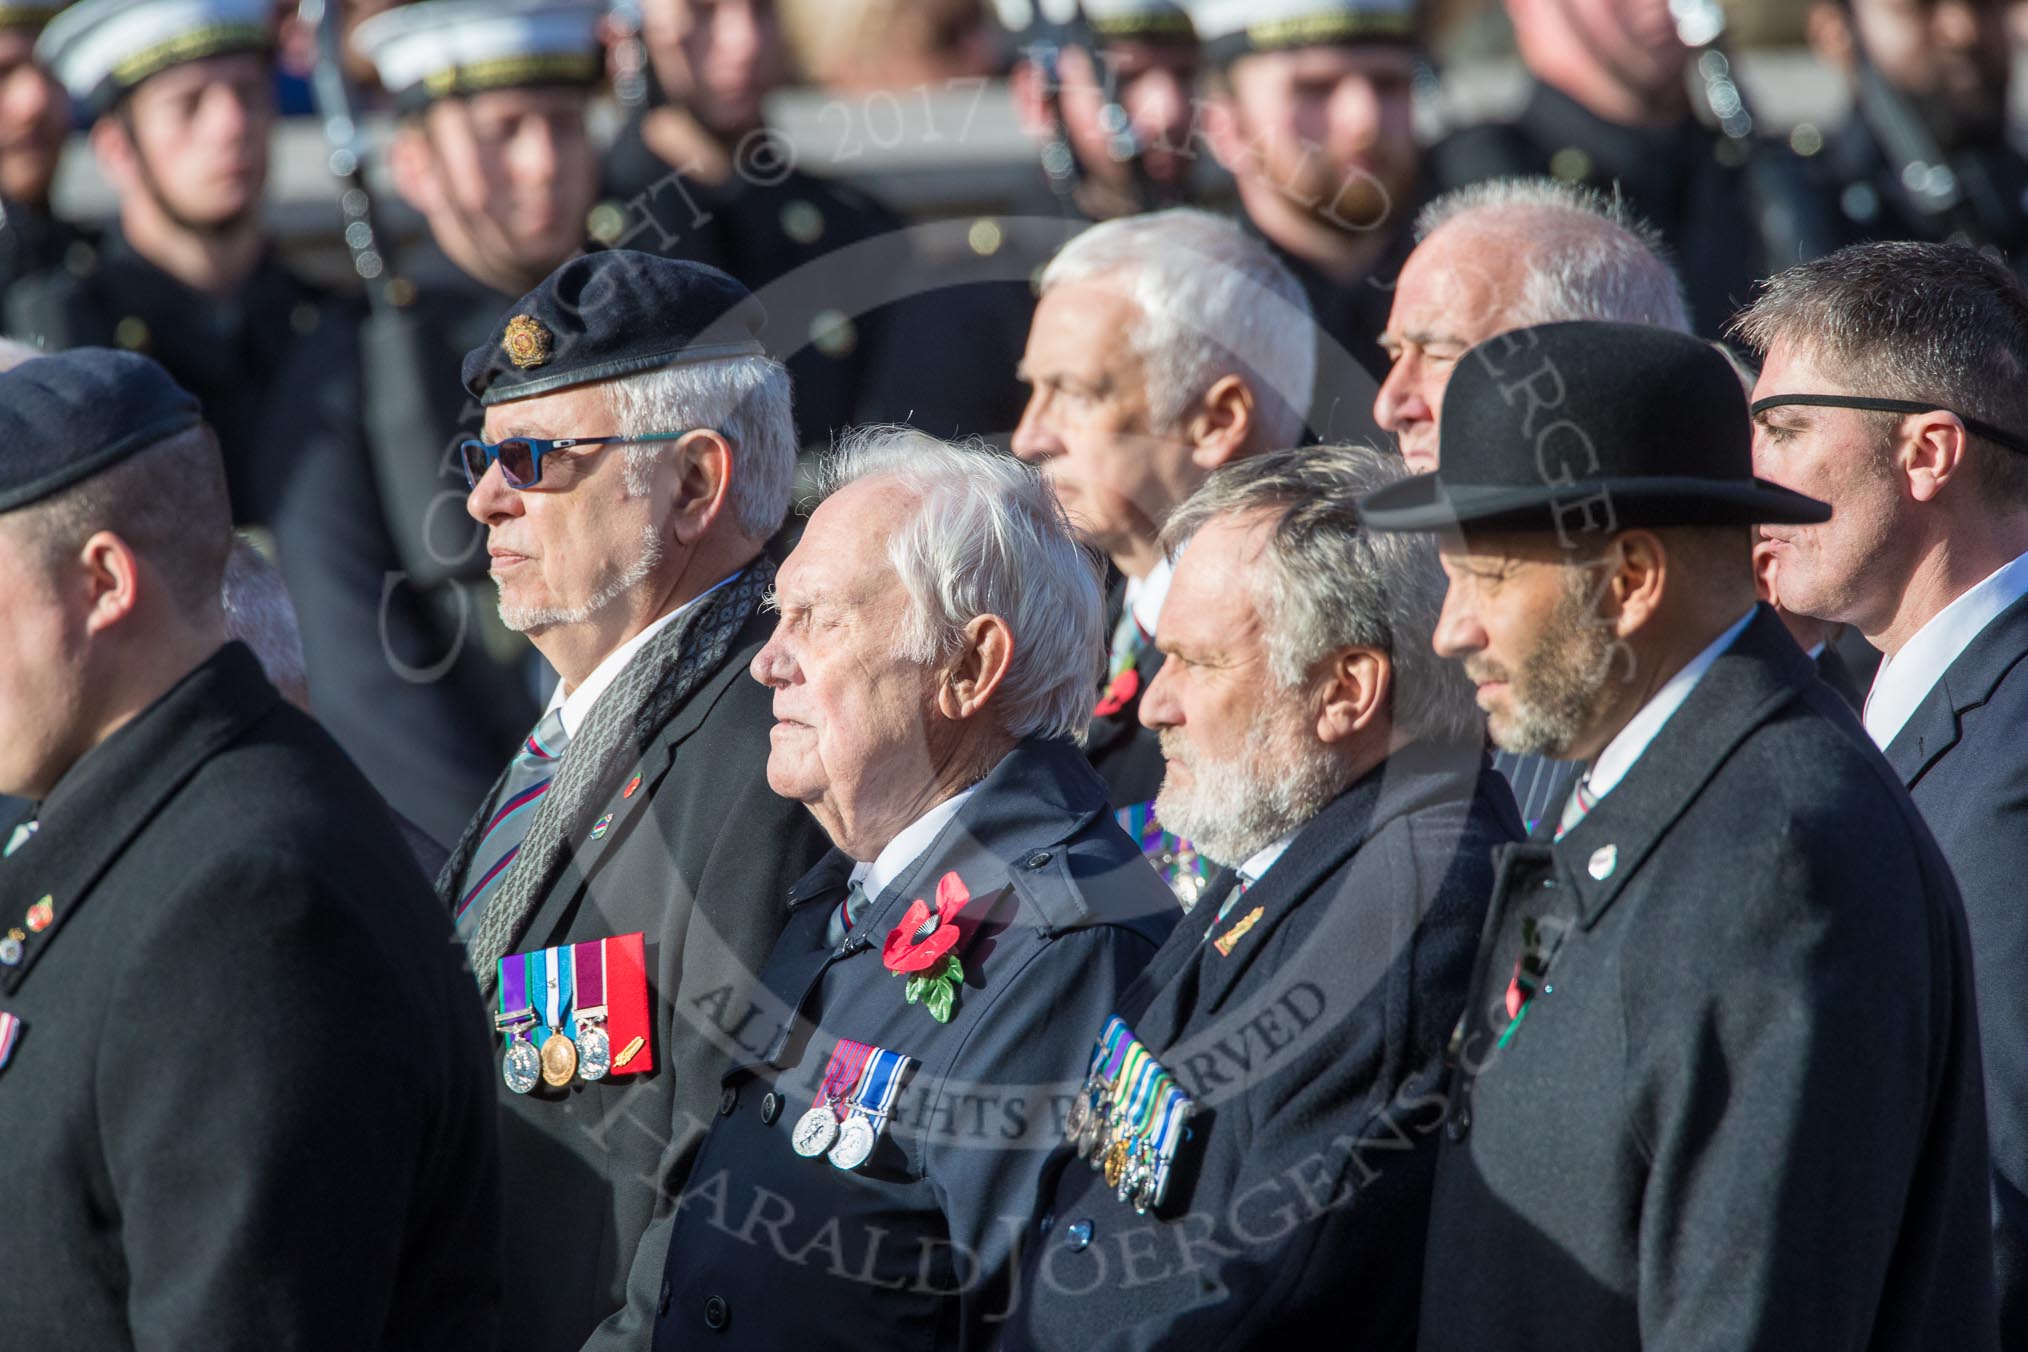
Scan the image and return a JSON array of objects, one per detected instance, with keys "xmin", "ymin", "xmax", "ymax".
[
  {"xmin": 0, "ymin": 644, "xmax": 501, "ymax": 1349},
  {"xmin": 1003, "ymin": 744, "xmax": 1520, "ymax": 1351},
  {"xmin": 1420, "ymin": 608, "xmax": 1997, "ymax": 1350},
  {"xmin": 1882, "ymin": 589, "xmax": 2028, "ymax": 1347},
  {"xmin": 649, "ymin": 739, "xmax": 1176, "ymax": 1351},
  {"xmin": 474, "ymin": 606, "xmax": 831, "ymax": 1352}
]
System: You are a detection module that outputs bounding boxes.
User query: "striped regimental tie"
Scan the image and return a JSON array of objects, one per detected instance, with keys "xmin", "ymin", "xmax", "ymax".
[
  {"xmin": 1553, "ymin": 773, "xmax": 1598, "ymax": 843},
  {"xmin": 455, "ymin": 706, "xmax": 571, "ymax": 942}
]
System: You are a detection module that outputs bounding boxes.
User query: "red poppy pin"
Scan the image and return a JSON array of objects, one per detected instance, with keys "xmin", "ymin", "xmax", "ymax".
[
  {"xmin": 884, "ymin": 871, "xmax": 972, "ymax": 1024},
  {"xmin": 1092, "ymin": 667, "xmax": 1140, "ymax": 718}
]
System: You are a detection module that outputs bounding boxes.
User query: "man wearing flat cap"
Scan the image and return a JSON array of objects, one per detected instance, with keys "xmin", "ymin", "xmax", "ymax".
[
  {"xmin": 441, "ymin": 249, "xmax": 827, "ymax": 1352},
  {"xmin": 1736, "ymin": 239, "xmax": 2028, "ymax": 1343},
  {"xmin": 1358, "ymin": 320, "xmax": 1998, "ymax": 1349},
  {"xmin": 0, "ymin": 350, "xmax": 500, "ymax": 1346}
]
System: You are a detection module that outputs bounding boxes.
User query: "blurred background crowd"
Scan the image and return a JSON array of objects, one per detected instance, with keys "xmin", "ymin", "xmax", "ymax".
[{"xmin": 1, "ymin": 0, "xmax": 2024, "ymax": 847}]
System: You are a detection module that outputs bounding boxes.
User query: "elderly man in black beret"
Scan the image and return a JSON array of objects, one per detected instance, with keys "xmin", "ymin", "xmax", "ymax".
[
  {"xmin": 0, "ymin": 350, "xmax": 500, "ymax": 1346},
  {"xmin": 1357, "ymin": 320, "xmax": 1998, "ymax": 1349},
  {"xmin": 443, "ymin": 248, "xmax": 829, "ymax": 1352}
]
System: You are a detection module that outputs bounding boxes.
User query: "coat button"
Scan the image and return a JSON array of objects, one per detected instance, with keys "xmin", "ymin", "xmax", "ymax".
[
  {"xmin": 1024, "ymin": 850, "xmax": 1052, "ymax": 870},
  {"xmin": 1446, "ymin": 1108, "xmax": 1471, "ymax": 1141},
  {"xmin": 657, "ymin": 1279, "xmax": 671, "ymax": 1317},
  {"xmin": 719, "ymin": 1087, "xmax": 737, "ymax": 1117},
  {"xmin": 761, "ymin": 1092, "xmax": 782, "ymax": 1125},
  {"xmin": 1065, "ymin": 1218, "xmax": 1093, "ymax": 1251},
  {"xmin": 704, "ymin": 1295, "xmax": 730, "ymax": 1330}
]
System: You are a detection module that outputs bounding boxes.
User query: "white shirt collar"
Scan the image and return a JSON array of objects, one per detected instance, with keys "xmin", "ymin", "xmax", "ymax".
[
  {"xmin": 847, "ymin": 786, "xmax": 981, "ymax": 903},
  {"xmin": 544, "ymin": 569, "xmax": 742, "ymax": 739},
  {"xmin": 1124, "ymin": 555, "xmax": 1174, "ymax": 637},
  {"xmin": 1863, "ymin": 550, "xmax": 2028, "ymax": 749},
  {"xmin": 1586, "ymin": 607, "xmax": 1756, "ymax": 804}
]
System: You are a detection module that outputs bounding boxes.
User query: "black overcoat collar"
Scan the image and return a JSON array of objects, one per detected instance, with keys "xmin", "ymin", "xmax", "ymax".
[{"xmin": 1883, "ymin": 590, "xmax": 2028, "ymax": 789}]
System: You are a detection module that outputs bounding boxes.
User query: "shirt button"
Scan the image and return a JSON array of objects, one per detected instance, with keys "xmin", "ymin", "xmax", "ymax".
[
  {"xmin": 719, "ymin": 1087, "xmax": 737, "ymax": 1117},
  {"xmin": 704, "ymin": 1295, "xmax": 730, "ymax": 1330},
  {"xmin": 761, "ymin": 1091, "xmax": 782, "ymax": 1125},
  {"xmin": 1065, "ymin": 1218, "xmax": 1093, "ymax": 1252}
]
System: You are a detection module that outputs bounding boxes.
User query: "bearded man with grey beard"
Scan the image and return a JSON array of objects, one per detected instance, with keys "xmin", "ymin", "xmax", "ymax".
[
  {"xmin": 1000, "ymin": 443, "xmax": 1520, "ymax": 1352},
  {"xmin": 438, "ymin": 249, "xmax": 829, "ymax": 1352}
]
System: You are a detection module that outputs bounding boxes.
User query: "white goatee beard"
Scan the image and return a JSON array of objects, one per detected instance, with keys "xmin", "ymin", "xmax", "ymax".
[
  {"xmin": 498, "ymin": 525, "xmax": 665, "ymax": 633},
  {"xmin": 1154, "ymin": 695, "xmax": 1349, "ymax": 869}
]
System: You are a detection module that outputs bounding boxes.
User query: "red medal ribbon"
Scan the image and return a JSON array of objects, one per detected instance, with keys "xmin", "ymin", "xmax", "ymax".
[{"xmin": 813, "ymin": 1039, "xmax": 876, "ymax": 1119}]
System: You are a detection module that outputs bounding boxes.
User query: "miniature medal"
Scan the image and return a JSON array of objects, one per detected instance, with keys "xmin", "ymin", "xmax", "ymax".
[
  {"xmin": 793, "ymin": 1102, "xmax": 842, "ymax": 1157},
  {"xmin": 829, "ymin": 1113, "xmax": 878, "ymax": 1171}
]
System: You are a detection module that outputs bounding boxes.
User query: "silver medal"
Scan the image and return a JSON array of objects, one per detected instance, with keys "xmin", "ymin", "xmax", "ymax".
[
  {"xmin": 829, "ymin": 1113, "xmax": 878, "ymax": 1170},
  {"xmin": 792, "ymin": 1105, "xmax": 841, "ymax": 1157},
  {"xmin": 502, "ymin": 1035, "xmax": 541, "ymax": 1095},
  {"xmin": 575, "ymin": 1021, "xmax": 611, "ymax": 1080},
  {"xmin": 1065, "ymin": 1088, "xmax": 1090, "ymax": 1145}
]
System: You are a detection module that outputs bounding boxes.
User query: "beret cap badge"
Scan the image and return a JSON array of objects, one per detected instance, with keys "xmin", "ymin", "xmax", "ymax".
[{"xmin": 503, "ymin": 314, "xmax": 552, "ymax": 369}]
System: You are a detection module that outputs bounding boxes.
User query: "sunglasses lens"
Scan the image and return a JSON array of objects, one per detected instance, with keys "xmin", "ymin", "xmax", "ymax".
[
  {"xmin": 497, "ymin": 439, "xmax": 538, "ymax": 488},
  {"xmin": 458, "ymin": 439, "xmax": 488, "ymax": 487}
]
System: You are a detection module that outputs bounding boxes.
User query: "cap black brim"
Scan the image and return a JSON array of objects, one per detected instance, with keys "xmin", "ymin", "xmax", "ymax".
[{"xmin": 1355, "ymin": 473, "xmax": 1834, "ymax": 534}]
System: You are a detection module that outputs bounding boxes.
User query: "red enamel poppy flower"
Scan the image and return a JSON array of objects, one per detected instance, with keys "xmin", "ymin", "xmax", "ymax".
[
  {"xmin": 883, "ymin": 871, "xmax": 972, "ymax": 974},
  {"xmin": 1093, "ymin": 667, "xmax": 1140, "ymax": 718}
]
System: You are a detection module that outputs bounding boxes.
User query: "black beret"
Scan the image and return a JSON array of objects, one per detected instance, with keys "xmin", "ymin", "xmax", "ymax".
[
  {"xmin": 462, "ymin": 250, "xmax": 769, "ymax": 406},
  {"xmin": 0, "ymin": 347, "xmax": 202, "ymax": 514},
  {"xmin": 1357, "ymin": 320, "xmax": 1831, "ymax": 535}
]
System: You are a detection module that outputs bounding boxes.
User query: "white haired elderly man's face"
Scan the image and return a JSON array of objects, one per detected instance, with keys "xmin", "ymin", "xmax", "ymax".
[{"xmin": 750, "ymin": 475, "xmax": 996, "ymax": 860}]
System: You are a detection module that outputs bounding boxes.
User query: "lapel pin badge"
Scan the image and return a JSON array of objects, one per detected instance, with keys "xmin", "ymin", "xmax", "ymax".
[
  {"xmin": 1588, "ymin": 844, "xmax": 1618, "ymax": 881},
  {"xmin": 590, "ymin": 813, "xmax": 615, "ymax": 841}
]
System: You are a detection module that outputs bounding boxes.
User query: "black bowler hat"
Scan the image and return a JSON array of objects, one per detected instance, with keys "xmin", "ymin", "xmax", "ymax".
[
  {"xmin": 1356, "ymin": 320, "xmax": 1831, "ymax": 535},
  {"xmin": 0, "ymin": 348, "xmax": 202, "ymax": 515},
  {"xmin": 462, "ymin": 250, "xmax": 769, "ymax": 406}
]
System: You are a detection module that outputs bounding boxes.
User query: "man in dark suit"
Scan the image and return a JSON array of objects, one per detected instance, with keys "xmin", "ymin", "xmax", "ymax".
[
  {"xmin": 1359, "ymin": 320, "xmax": 1997, "ymax": 1349},
  {"xmin": 650, "ymin": 428, "xmax": 1176, "ymax": 1351},
  {"xmin": 1736, "ymin": 238, "xmax": 2028, "ymax": 1345},
  {"xmin": 0, "ymin": 350, "xmax": 500, "ymax": 1347},
  {"xmin": 1012, "ymin": 208, "xmax": 1313, "ymax": 896},
  {"xmin": 442, "ymin": 250, "xmax": 829, "ymax": 1352},
  {"xmin": 1002, "ymin": 444, "xmax": 1520, "ymax": 1350}
]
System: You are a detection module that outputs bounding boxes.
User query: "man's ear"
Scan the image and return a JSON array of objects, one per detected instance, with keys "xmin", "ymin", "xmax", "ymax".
[
  {"xmin": 89, "ymin": 116, "xmax": 137, "ymax": 196},
  {"xmin": 664, "ymin": 428, "xmax": 736, "ymax": 544},
  {"xmin": 1901, "ymin": 410, "xmax": 1972, "ymax": 505},
  {"xmin": 1804, "ymin": 1, "xmax": 1856, "ymax": 75},
  {"xmin": 934, "ymin": 614, "xmax": 1014, "ymax": 723},
  {"xmin": 387, "ymin": 120, "xmax": 438, "ymax": 215},
  {"xmin": 1315, "ymin": 646, "xmax": 1390, "ymax": 744},
  {"xmin": 76, "ymin": 530, "xmax": 143, "ymax": 637},
  {"xmin": 1197, "ymin": 88, "xmax": 1252, "ymax": 177},
  {"xmin": 1604, "ymin": 532, "xmax": 1666, "ymax": 639},
  {"xmin": 1187, "ymin": 374, "xmax": 1259, "ymax": 469}
]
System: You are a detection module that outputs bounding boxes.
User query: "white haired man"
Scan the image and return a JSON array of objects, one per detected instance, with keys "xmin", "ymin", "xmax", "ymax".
[
  {"xmin": 647, "ymin": 427, "xmax": 1177, "ymax": 1352},
  {"xmin": 1004, "ymin": 444, "xmax": 1521, "ymax": 1350},
  {"xmin": 1738, "ymin": 239, "xmax": 2028, "ymax": 1343},
  {"xmin": 442, "ymin": 251, "xmax": 830, "ymax": 1352},
  {"xmin": 1013, "ymin": 207, "xmax": 1313, "ymax": 892}
]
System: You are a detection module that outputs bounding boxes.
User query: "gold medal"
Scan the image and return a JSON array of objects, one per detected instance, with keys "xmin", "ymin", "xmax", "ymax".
[
  {"xmin": 540, "ymin": 1030, "xmax": 578, "ymax": 1087},
  {"xmin": 1103, "ymin": 1138, "xmax": 1128, "ymax": 1190}
]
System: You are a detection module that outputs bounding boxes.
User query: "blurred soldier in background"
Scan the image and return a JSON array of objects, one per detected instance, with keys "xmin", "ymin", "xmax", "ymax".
[
  {"xmin": 1804, "ymin": 0, "xmax": 2028, "ymax": 273},
  {"xmin": 0, "ymin": 0, "xmax": 82, "ymax": 300},
  {"xmin": 1007, "ymin": 0, "xmax": 1204, "ymax": 222},
  {"xmin": 12, "ymin": 0, "xmax": 333, "ymax": 526},
  {"xmin": 1192, "ymin": 0, "xmax": 1428, "ymax": 443},
  {"xmin": 1431, "ymin": 0, "xmax": 1834, "ymax": 337}
]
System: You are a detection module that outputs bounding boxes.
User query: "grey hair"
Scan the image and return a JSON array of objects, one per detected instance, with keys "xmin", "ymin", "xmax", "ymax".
[
  {"xmin": 814, "ymin": 425, "xmax": 1105, "ymax": 744},
  {"xmin": 1161, "ymin": 443, "xmax": 1480, "ymax": 748},
  {"xmin": 1730, "ymin": 240, "xmax": 2028, "ymax": 507},
  {"xmin": 604, "ymin": 353, "xmax": 798, "ymax": 536},
  {"xmin": 221, "ymin": 534, "xmax": 309, "ymax": 708},
  {"xmin": 1039, "ymin": 207, "xmax": 1316, "ymax": 449},
  {"xmin": 1414, "ymin": 177, "xmax": 1692, "ymax": 334}
]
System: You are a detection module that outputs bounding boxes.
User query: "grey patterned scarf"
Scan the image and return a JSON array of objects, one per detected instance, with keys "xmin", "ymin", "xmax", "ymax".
[{"xmin": 440, "ymin": 558, "xmax": 775, "ymax": 998}]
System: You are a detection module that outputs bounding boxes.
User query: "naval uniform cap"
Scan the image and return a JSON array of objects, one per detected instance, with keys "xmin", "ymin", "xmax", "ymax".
[
  {"xmin": 1189, "ymin": 0, "xmax": 1417, "ymax": 65},
  {"xmin": 37, "ymin": 0, "xmax": 272, "ymax": 114},
  {"xmin": 352, "ymin": 0, "xmax": 602, "ymax": 114},
  {"xmin": 463, "ymin": 250, "xmax": 770, "ymax": 406},
  {"xmin": 0, "ymin": 347, "xmax": 202, "ymax": 515},
  {"xmin": 1081, "ymin": 0, "xmax": 1194, "ymax": 44}
]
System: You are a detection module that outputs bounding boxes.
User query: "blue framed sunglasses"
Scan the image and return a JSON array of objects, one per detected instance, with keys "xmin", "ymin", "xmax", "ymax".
[{"xmin": 458, "ymin": 430, "xmax": 694, "ymax": 489}]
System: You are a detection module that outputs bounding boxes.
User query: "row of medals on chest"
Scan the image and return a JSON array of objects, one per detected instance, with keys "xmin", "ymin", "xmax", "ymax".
[
  {"xmin": 789, "ymin": 1072, "xmax": 886, "ymax": 1172},
  {"xmin": 498, "ymin": 1004, "xmax": 611, "ymax": 1093},
  {"xmin": 1065, "ymin": 1056, "xmax": 1187, "ymax": 1215}
]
